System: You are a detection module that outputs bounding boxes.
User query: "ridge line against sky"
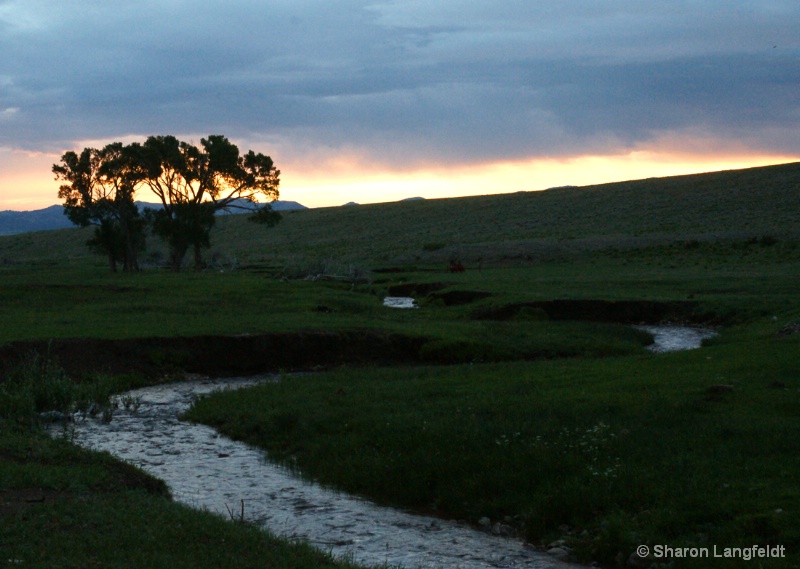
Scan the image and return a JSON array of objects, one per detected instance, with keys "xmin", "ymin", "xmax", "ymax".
[{"xmin": 1, "ymin": 1, "xmax": 798, "ymax": 210}]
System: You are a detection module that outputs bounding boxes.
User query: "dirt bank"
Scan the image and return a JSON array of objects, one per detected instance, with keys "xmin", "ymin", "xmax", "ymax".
[
  {"xmin": 0, "ymin": 300, "xmax": 722, "ymax": 379},
  {"xmin": 0, "ymin": 331, "xmax": 429, "ymax": 379},
  {"xmin": 471, "ymin": 299, "xmax": 715, "ymax": 323}
]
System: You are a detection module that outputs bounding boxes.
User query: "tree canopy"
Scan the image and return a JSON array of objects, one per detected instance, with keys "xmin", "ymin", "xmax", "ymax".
[
  {"xmin": 53, "ymin": 135, "xmax": 281, "ymax": 271},
  {"xmin": 53, "ymin": 143, "xmax": 146, "ymax": 272},
  {"xmin": 139, "ymin": 135, "xmax": 280, "ymax": 270}
]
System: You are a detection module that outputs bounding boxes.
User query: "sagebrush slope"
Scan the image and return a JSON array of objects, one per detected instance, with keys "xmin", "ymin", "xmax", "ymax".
[{"xmin": 2, "ymin": 162, "xmax": 798, "ymax": 269}]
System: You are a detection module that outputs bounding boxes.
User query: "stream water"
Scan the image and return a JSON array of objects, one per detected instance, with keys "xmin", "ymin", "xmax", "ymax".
[
  {"xmin": 62, "ymin": 377, "xmax": 577, "ymax": 569},
  {"xmin": 57, "ymin": 325, "xmax": 712, "ymax": 568},
  {"xmin": 634, "ymin": 324, "xmax": 716, "ymax": 353},
  {"xmin": 383, "ymin": 296, "xmax": 419, "ymax": 309}
]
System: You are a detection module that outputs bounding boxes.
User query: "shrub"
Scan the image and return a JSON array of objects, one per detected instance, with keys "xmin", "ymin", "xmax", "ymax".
[{"xmin": 0, "ymin": 353, "xmax": 116, "ymax": 428}]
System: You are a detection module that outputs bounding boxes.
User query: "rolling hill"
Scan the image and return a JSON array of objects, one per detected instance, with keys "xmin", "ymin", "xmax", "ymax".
[{"xmin": 1, "ymin": 162, "xmax": 798, "ymax": 269}]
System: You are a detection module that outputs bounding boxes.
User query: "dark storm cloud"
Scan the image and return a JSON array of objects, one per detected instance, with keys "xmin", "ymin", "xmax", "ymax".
[{"xmin": 1, "ymin": 1, "xmax": 798, "ymax": 166}]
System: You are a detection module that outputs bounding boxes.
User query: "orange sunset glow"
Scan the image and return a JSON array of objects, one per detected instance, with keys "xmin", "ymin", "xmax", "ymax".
[
  {"xmin": 1, "ymin": 149, "xmax": 798, "ymax": 212},
  {"xmin": 279, "ymin": 152, "xmax": 800, "ymax": 209}
]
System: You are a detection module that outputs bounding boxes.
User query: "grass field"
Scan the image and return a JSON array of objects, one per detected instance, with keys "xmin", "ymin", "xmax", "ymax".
[{"xmin": 2, "ymin": 162, "xmax": 800, "ymax": 568}]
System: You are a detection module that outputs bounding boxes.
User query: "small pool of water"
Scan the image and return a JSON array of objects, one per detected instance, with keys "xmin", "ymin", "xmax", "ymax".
[
  {"xmin": 634, "ymin": 325, "xmax": 717, "ymax": 353},
  {"xmin": 383, "ymin": 296, "xmax": 418, "ymax": 309}
]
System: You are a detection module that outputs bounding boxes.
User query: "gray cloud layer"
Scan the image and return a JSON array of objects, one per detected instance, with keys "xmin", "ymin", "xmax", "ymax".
[{"xmin": 1, "ymin": 1, "xmax": 798, "ymax": 168}]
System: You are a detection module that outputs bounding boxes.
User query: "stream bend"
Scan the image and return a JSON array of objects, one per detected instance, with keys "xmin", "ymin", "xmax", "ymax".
[{"xmin": 63, "ymin": 377, "xmax": 580, "ymax": 569}]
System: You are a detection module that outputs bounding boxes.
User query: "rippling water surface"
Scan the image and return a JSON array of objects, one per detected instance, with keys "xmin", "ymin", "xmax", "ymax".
[{"xmin": 64, "ymin": 377, "xmax": 578, "ymax": 569}]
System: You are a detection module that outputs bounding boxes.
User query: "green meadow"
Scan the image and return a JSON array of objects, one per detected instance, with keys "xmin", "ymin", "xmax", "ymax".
[{"xmin": 2, "ymin": 162, "xmax": 800, "ymax": 567}]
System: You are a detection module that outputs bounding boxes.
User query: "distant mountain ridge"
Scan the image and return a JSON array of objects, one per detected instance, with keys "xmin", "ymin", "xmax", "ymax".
[
  {"xmin": 0, "ymin": 200, "xmax": 308, "ymax": 236},
  {"xmin": 0, "ymin": 205, "xmax": 73, "ymax": 236}
]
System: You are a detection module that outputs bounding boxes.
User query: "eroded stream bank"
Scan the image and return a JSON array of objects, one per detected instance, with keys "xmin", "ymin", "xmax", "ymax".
[
  {"xmin": 2, "ymin": 298, "xmax": 718, "ymax": 379},
  {"xmin": 0, "ymin": 331, "xmax": 428, "ymax": 378}
]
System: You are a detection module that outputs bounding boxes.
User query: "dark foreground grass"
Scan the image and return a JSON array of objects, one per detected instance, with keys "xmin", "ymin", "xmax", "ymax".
[
  {"xmin": 0, "ymin": 432, "xmax": 366, "ymax": 569},
  {"xmin": 186, "ymin": 326, "xmax": 800, "ymax": 568},
  {"xmin": 0, "ymin": 360, "xmax": 369, "ymax": 569}
]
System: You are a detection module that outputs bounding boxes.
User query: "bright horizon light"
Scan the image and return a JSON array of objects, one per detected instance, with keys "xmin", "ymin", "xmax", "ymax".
[
  {"xmin": 1, "ymin": 150, "xmax": 798, "ymax": 212},
  {"xmin": 280, "ymin": 152, "xmax": 800, "ymax": 209}
]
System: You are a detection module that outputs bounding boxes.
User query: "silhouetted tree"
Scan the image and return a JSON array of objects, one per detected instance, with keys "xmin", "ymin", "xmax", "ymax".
[
  {"xmin": 55, "ymin": 135, "xmax": 280, "ymax": 272},
  {"xmin": 53, "ymin": 143, "xmax": 146, "ymax": 272},
  {"xmin": 139, "ymin": 135, "xmax": 281, "ymax": 271}
]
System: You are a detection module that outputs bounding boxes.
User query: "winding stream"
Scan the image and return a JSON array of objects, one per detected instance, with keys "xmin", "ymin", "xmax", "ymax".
[
  {"xmin": 62, "ymin": 377, "xmax": 577, "ymax": 569},
  {"xmin": 57, "ymin": 326, "xmax": 712, "ymax": 568}
]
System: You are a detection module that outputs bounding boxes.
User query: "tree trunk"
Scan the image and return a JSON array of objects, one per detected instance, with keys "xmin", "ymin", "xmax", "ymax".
[
  {"xmin": 107, "ymin": 252, "xmax": 117, "ymax": 273},
  {"xmin": 193, "ymin": 243, "xmax": 203, "ymax": 271},
  {"xmin": 124, "ymin": 233, "xmax": 139, "ymax": 272},
  {"xmin": 170, "ymin": 240, "xmax": 191, "ymax": 272}
]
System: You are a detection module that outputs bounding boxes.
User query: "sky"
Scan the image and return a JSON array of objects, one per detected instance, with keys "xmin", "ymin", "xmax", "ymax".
[{"xmin": 1, "ymin": 1, "xmax": 799, "ymax": 211}]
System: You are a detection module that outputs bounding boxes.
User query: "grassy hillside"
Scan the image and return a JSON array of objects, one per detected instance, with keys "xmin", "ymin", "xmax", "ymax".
[
  {"xmin": 2, "ymin": 161, "xmax": 799, "ymax": 270},
  {"xmin": 179, "ymin": 161, "xmax": 800, "ymax": 269}
]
